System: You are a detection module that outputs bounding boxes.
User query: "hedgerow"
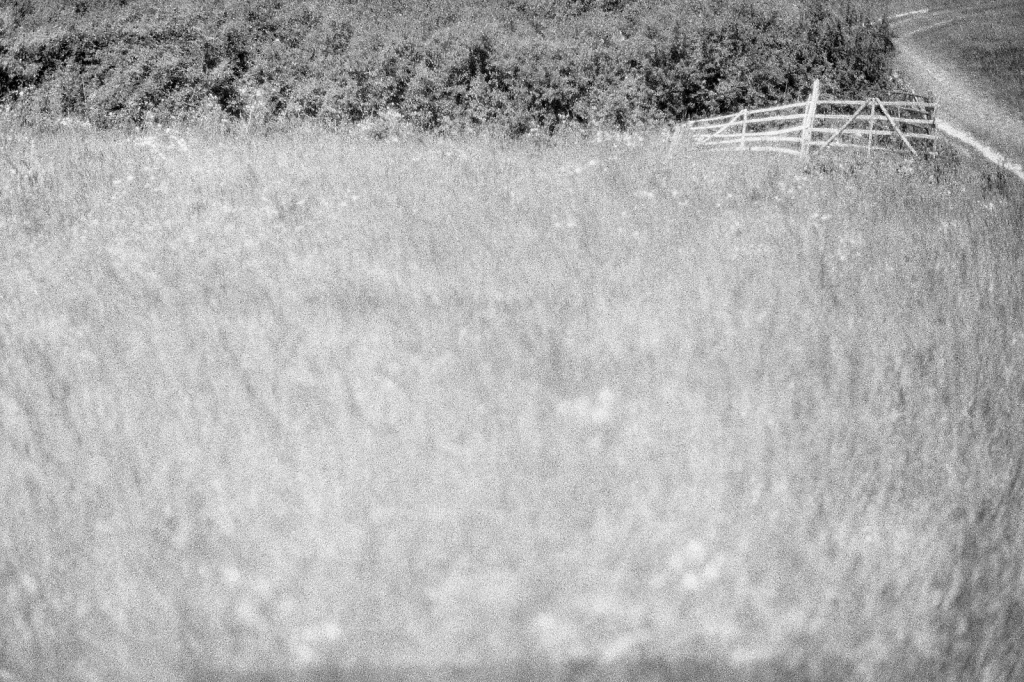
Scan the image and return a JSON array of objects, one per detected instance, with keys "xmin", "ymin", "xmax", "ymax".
[{"xmin": 0, "ymin": 0, "xmax": 894, "ymax": 132}]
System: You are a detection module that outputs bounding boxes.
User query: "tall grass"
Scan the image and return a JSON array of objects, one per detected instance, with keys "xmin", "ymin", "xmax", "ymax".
[{"xmin": 1, "ymin": 123, "xmax": 1022, "ymax": 682}]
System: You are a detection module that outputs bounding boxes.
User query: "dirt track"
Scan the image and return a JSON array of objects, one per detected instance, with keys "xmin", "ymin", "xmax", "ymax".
[{"xmin": 891, "ymin": 3, "xmax": 1024, "ymax": 175}]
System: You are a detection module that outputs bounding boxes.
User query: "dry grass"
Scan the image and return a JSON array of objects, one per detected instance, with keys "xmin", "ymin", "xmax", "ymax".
[{"xmin": 1, "ymin": 122, "xmax": 1022, "ymax": 682}]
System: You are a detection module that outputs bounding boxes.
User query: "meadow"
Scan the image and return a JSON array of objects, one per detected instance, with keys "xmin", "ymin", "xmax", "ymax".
[{"xmin": 1, "ymin": 121, "xmax": 1023, "ymax": 682}]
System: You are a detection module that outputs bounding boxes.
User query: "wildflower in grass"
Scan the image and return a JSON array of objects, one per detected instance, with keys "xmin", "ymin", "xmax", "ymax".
[
  {"xmin": 290, "ymin": 621, "xmax": 343, "ymax": 667},
  {"xmin": 556, "ymin": 388, "xmax": 617, "ymax": 425}
]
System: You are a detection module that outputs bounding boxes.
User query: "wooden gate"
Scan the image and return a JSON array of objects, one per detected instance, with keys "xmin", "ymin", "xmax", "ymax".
[{"xmin": 689, "ymin": 80, "xmax": 938, "ymax": 158}]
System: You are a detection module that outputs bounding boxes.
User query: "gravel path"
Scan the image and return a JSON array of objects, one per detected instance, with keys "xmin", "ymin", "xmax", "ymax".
[{"xmin": 891, "ymin": 2, "xmax": 1024, "ymax": 179}]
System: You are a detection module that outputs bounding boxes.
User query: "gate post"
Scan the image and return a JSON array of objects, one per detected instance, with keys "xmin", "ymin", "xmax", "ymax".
[
  {"xmin": 868, "ymin": 100, "xmax": 876, "ymax": 155},
  {"xmin": 800, "ymin": 79, "xmax": 820, "ymax": 159}
]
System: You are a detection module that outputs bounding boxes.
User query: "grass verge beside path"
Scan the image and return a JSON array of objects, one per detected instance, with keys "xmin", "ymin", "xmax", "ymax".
[
  {"xmin": 895, "ymin": 2, "xmax": 1024, "ymax": 119},
  {"xmin": 1, "ymin": 126, "xmax": 1023, "ymax": 682}
]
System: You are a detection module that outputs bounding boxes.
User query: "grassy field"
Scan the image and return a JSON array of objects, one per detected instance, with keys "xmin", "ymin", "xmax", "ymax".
[{"xmin": 1, "ymin": 122, "xmax": 1023, "ymax": 682}]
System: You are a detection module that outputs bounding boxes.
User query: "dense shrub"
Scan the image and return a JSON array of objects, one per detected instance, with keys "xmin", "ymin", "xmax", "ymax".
[{"xmin": 0, "ymin": 0, "xmax": 894, "ymax": 131}]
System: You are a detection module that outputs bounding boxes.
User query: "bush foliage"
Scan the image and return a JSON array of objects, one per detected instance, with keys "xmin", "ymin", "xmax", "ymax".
[{"xmin": 0, "ymin": 0, "xmax": 894, "ymax": 131}]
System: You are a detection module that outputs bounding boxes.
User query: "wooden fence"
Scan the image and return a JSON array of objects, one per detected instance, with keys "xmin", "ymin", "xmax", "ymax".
[{"xmin": 688, "ymin": 80, "xmax": 938, "ymax": 158}]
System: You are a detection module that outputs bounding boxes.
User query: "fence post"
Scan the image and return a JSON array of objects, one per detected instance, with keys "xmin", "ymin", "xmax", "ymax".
[
  {"xmin": 800, "ymin": 79, "xmax": 820, "ymax": 159},
  {"xmin": 741, "ymin": 109, "xmax": 748, "ymax": 149},
  {"xmin": 868, "ymin": 99, "xmax": 876, "ymax": 155}
]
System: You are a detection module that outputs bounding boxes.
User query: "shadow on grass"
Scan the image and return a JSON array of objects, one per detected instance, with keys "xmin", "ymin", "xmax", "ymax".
[{"xmin": 193, "ymin": 655, "xmax": 944, "ymax": 682}]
